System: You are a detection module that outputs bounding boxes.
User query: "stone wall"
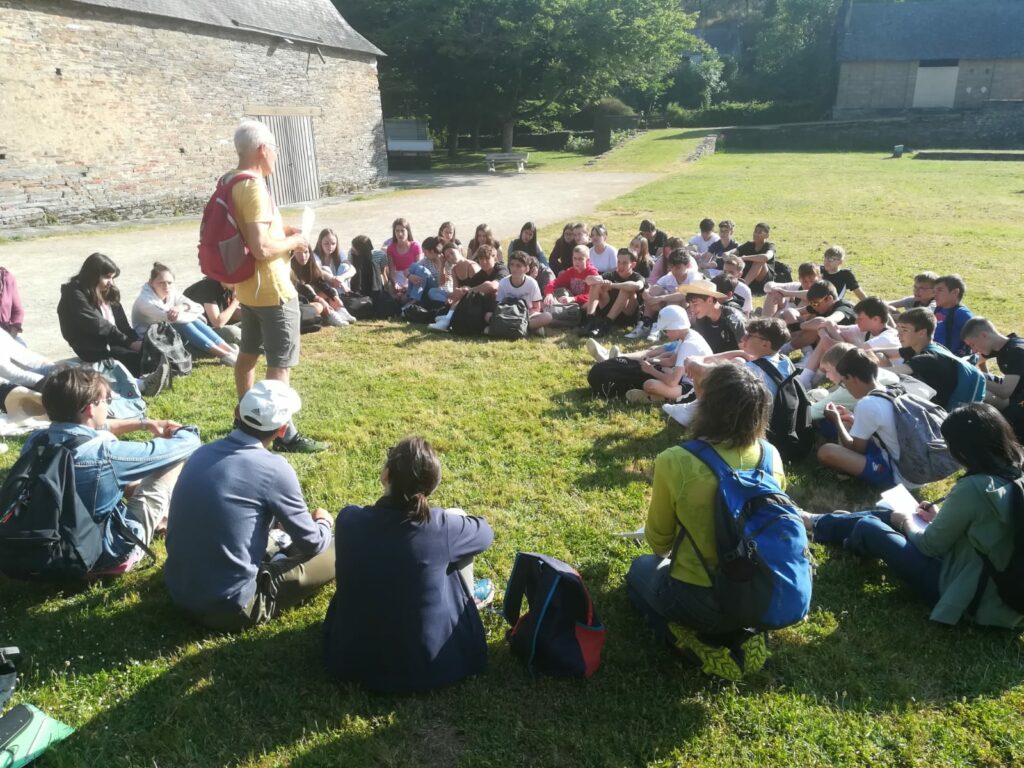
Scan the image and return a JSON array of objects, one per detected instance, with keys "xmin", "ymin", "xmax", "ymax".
[
  {"xmin": 720, "ymin": 101, "xmax": 1024, "ymax": 152},
  {"xmin": 0, "ymin": 0, "xmax": 388, "ymax": 228}
]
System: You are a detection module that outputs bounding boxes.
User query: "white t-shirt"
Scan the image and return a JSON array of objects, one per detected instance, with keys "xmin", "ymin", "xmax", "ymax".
[
  {"xmin": 496, "ymin": 275, "xmax": 542, "ymax": 305},
  {"xmin": 688, "ymin": 233, "xmax": 720, "ymax": 255},
  {"xmin": 838, "ymin": 326, "xmax": 900, "ymax": 349},
  {"xmin": 655, "ymin": 271, "xmax": 698, "ymax": 292},
  {"xmin": 673, "ymin": 329, "xmax": 714, "ymax": 381},
  {"xmin": 850, "ymin": 389, "xmax": 917, "ymax": 487},
  {"xmin": 589, "ymin": 245, "xmax": 617, "ymax": 273},
  {"xmin": 733, "ymin": 280, "xmax": 753, "ymax": 314}
]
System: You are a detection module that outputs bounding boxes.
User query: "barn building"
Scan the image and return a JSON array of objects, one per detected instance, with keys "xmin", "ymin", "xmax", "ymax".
[
  {"xmin": 833, "ymin": 0, "xmax": 1024, "ymax": 119},
  {"xmin": 0, "ymin": 0, "xmax": 387, "ymax": 228}
]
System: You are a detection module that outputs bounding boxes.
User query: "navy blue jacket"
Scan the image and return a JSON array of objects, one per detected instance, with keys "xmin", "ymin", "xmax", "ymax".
[{"xmin": 324, "ymin": 497, "xmax": 493, "ymax": 693}]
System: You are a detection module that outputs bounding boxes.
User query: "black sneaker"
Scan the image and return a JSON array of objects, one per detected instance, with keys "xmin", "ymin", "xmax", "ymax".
[
  {"xmin": 139, "ymin": 358, "xmax": 170, "ymax": 398},
  {"xmin": 273, "ymin": 433, "xmax": 328, "ymax": 454}
]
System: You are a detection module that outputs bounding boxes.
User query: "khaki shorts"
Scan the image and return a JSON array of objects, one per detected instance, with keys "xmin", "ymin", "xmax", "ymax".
[{"xmin": 239, "ymin": 295, "xmax": 300, "ymax": 368}]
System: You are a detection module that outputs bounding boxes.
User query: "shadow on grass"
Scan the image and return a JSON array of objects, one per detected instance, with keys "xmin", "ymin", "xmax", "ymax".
[{"xmin": 653, "ymin": 129, "xmax": 719, "ymax": 142}]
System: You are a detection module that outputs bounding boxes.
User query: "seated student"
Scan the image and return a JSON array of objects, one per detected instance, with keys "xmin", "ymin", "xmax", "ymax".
[
  {"xmin": 549, "ymin": 223, "xmax": 577, "ymax": 275},
  {"xmin": 406, "ymin": 236, "xmax": 447, "ymax": 310},
  {"xmin": 526, "ymin": 254, "xmax": 555, "ymax": 297},
  {"xmin": 786, "ymin": 280, "xmax": 857, "ymax": 359},
  {"xmin": 291, "ymin": 248, "xmax": 353, "ymax": 327},
  {"xmin": 324, "ymin": 436, "xmax": 494, "ymax": 693},
  {"xmin": 820, "ymin": 245, "xmax": 867, "ymax": 302},
  {"xmin": 762, "ymin": 262, "xmax": 821, "ymax": 327},
  {"xmin": 509, "ymin": 221, "xmax": 548, "ymax": 267},
  {"xmin": 437, "ymin": 221, "xmax": 462, "ymax": 255},
  {"xmin": 628, "ymin": 248, "xmax": 697, "ymax": 342},
  {"xmin": 732, "ymin": 222, "xmax": 777, "ymax": 295},
  {"xmin": 688, "ymin": 217, "xmax": 720, "ymax": 261},
  {"xmin": 808, "ymin": 342, "xmax": 904, "ymax": 424},
  {"xmin": 543, "ymin": 245, "xmax": 599, "ymax": 307},
  {"xmin": 878, "ymin": 307, "xmax": 985, "ymax": 411},
  {"xmin": 705, "ymin": 219, "xmax": 740, "ymax": 275},
  {"xmin": 711, "ymin": 273, "xmax": 747, "ymax": 317},
  {"xmin": 0, "ymin": 266, "xmax": 25, "ymax": 343},
  {"xmin": 588, "ymin": 224, "xmax": 618, "ymax": 273},
  {"xmin": 385, "ymin": 217, "xmax": 421, "ymax": 297},
  {"xmin": 587, "ymin": 305, "xmax": 711, "ymax": 402},
  {"xmin": 718, "ymin": 256, "xmax": 753, "ymax": 315},
  {"xmin": 685, "ymin": 280, "xmax": 747, "ymax": 354},
  {"xmin": 887, "ymin": 271, "xmax": 938, "ymax": 316},
  {"xmin": 663, "ymin": 318, "xmax": 793, "ymax": 426},
  {"xmin": 428, "ymin": 245, "xmax": 509, "ymax": 332},
  {"xmin": 466, "ymin": 222, "xmax": 504, "ymax": 262},
  {"xmin": 804, "ymin": 403, "xmax": 1024, "ymax": 629},
  {"xmin": 932, "ymin": 274, "xmax": 974, "ymax": 357},
  {"xmin": 580, "ymin": 248, "xmax": 647, "ymax": 339},
  {"xmin": 639, "ymin": 219, "xmax": 668, "ymax": 257},
  {"xmin": 626, "ymin": 364, "xmax": 778, "ymax": 672},
  {"xmin": 58, "ymin": 253, "xmax": 142, "ymax": 377},
  {"xmin": 165, "ymin": 380, "xmax": 334, "ymax": 630},
  {"xmin": 183, "ymin": 277, "xmax": 241, "ymax": 346},
  {"xmin": 962, "ymin": 317, "xmax": 1024, "ymax": 441},
  {"xmin": 313, "ymin": 228, "xmax": 356, "ymax": 293},
  {"xmin": 131, "ymin": 263, "xmax": 238, "ymax": 366},
  {"xmin": 349, "ymin": 235, "xmax": 389, "ymax": 310},
  {"xmin": 495, "ymin": 252, "xmax": 553, "ymax": 335},
  {"xmin": 628, "ymin": 233, "xmax": 655, "ymax": 278},
  {"xmin": 0, "ymin": 327, "xmax": 55, "ymax": 398},
  {"xmin": 647, "ymin": 237, "xmax": 690, "ymax": 284},
  {"xmin": 817, "ymin": 348, "xmax": 917, "ymax": 488},
  {"xmin": 796, "ymin": 296, "xmax": 899, "ymax": 388},
  {"xmin": 30, "ymin": 367, "xmax": 199, "ymax": 573}
]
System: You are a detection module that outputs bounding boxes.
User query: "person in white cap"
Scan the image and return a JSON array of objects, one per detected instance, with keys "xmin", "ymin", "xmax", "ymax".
[{"xmin": 164, "ymin": 379, "xmax": 335, "ymax": 631}]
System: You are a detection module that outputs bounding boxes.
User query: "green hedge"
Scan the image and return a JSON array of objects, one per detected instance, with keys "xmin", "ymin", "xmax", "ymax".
[{"xmin": 665, "ymin": 100, "xmax": 827, "ymax": 127}]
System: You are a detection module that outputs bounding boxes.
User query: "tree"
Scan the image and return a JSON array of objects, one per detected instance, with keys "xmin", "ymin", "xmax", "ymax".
[{"xmin": 337, "ymin": 0, "xmax": 696, "ymax": 151}]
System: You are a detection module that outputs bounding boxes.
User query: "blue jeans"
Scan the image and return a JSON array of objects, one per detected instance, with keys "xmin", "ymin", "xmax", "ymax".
[
  {"xmin": 813, "ymin": 511, "xmax": 941, "ymax": 606},
  {"xmin": 174, "ymin": 320, "xmax": 224, "ymax": 353},
  {"xmin": 626, "ymin": 555, "xmax": 728, "ymax": 639}
]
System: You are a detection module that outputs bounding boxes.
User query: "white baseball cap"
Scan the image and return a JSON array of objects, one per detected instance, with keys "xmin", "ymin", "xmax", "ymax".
[
  {"xmin": 657, "ymin": 304, "xmax": 691, "ymax": 331},
  {"xmin": 238, "ymin": 380, "xmax": 301, "ymax": 431}
]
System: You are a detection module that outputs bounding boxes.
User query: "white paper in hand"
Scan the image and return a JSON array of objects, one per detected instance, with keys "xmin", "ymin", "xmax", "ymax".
[
  {"xmin": 877, "ymin": 485, "xmax": 929, "ymax": 534},
  {"xmin": 301, "ymin": 206, "xmax": 315, "ymax": 244}
]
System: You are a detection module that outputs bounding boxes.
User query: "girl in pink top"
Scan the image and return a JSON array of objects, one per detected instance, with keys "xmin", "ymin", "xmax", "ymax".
[{"xmin": 385, "ymin": 217, "xmax": 422, "ymax": 295}]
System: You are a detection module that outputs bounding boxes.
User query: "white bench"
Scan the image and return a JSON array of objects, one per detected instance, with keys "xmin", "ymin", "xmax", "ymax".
[{"xmin": 485, "ymin": 152, "xmax": 528, "ymax": 173}]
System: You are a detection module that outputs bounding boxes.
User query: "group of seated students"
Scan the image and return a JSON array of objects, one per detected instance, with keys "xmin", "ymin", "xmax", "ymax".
[{"xmin": 3, "ymin": 212, "xmax": 1023, "ymax": 692}]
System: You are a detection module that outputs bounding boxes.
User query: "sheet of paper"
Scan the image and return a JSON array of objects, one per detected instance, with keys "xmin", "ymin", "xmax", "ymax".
[
  {"xmin": 614, "ymin": 527, "xmax": 646, "ymax": 541},
  {"xmin": 301, "ymin": 206, "xmax": 315, "ymax": 243},
  {"xmin": 877, "ymin": 485, "xmax": 929, "ymax": 534}
]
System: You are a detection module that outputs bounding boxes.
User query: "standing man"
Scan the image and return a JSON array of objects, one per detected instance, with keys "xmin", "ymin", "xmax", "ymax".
[{"xmin": 226, "ymin": 119, "xmax": 325, "ymax": 453}]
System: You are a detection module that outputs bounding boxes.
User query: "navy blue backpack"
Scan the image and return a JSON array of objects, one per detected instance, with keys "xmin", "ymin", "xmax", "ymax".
[
  {"xmin": 673, "ymin": 439, "xmax": 813, "ymax": 631},
  {"xmin": 503, "ymin": 552, "xmax": 606, "ymax": 678}
]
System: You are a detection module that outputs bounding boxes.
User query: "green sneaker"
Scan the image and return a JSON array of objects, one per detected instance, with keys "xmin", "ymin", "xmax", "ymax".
[
  {"xmin": 738, "ymin": 632, "xmax": 769, "ymax": 675},
  {"xmin": 273, "ymin": 433, "xmax": 328, "ymax": 454},
  {"xmin": 668, "ymin": 624, "xmax": 743, "ymax": 681}
]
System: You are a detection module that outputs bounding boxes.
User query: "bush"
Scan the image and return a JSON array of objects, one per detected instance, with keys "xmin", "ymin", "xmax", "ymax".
[
  {"xmin": 564, "ymin": 132, "xmax": 595, "ymax": 153},
  {"xmin": 665, "ymin": 100, "xmax": 826, "ymax": 127},
  {"xmin": 610, "ymin": 129, "xmax": 638, "ymax": 149},
  {"xmin": 593, "ymin": 97, "xmax": 635, "ymax": 116}
]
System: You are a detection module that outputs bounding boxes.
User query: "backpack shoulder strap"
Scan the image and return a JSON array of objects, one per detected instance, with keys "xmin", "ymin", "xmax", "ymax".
[
  {"xmin": 751, "ymin": 357, "xmax": 785, "ymax": 386},
  {"xmin": 670, "ymin": 440, "xmax": 730, "ymax": 578},
  {"xmin": 501, "ymin": 551, "xmax": 533, "ymax": 625}
]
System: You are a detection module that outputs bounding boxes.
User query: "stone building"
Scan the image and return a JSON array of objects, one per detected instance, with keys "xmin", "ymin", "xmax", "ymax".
[
  {"xmin": 0, "ymin": 0, "xmax": 387, "ymax": 228},
  {"xmin": 833, "ymin": 0, "xmax": 1024, "ymax": 118}
]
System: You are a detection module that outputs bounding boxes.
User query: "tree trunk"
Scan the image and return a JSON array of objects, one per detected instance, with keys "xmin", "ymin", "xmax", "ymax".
[
  {"xmin": 447, "ymin": 116, "xmax": 459, "ymax": 158},
  {"xmin": 501, "ymin": 120, "xmax": 514, "ymax": 153},
  {"xmin": 471, "ymin": 118, "xmax": 481, "ymax": 152}
]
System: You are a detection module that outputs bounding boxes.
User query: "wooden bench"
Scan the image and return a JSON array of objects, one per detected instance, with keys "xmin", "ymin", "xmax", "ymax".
[{"xmin": 484, "ymin": 152, "xmax": 528, "ymax": 173}]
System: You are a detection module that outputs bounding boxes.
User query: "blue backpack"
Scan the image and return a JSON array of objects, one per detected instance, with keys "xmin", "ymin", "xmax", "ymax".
[
  {"xmin": 502, "ymin": 552, "xmax": 606, "ymax": 678},
  {"xmin": 924, "ymin": 342, "xmax": 986, "ymax": 410},
  {"xmin": 673, "ymin": 439, "xmax": 812, "ymax": 631}
]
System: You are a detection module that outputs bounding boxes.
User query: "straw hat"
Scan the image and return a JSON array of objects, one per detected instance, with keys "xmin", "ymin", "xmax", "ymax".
[
  {"xmin": 4, "ymin": 386, "xmax": 47, "ymax": 421},
  {"xmin": 677, "ymin": 279, "xmax": 726, "ymax": 300}
]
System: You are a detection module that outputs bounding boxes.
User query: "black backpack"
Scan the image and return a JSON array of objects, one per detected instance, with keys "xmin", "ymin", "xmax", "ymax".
[
  {"xmin": 751, "ymin": 359, "xmax": 814, "ymax": 461},
  {"xmin": 488, "ymin": 299, "xmax": 529, "ymax": 340},
  {"xmin": 141, "ymin": 322, "xmax": 192, "ymax": 379},
  {"xmin": 774, "ymin": 261, "xmax": 793, "ymax": 283},
  {"xmin": 503, "ymin": 552, "xmax": 605, "ymax": 678},
  {"xmin": 450, "ymin": 293, "xmax": 490, "ymax": 337},
  {"xmin": 401, "ymin": 302, "xmax": 439, "ymax": 325},
  {"xmin": 972, "ymin": 475, "xmax": 1024, "ymax": 614},
  {"xmin": 341, "ymin": 293, "xmax": 376, "ymax": 320}
]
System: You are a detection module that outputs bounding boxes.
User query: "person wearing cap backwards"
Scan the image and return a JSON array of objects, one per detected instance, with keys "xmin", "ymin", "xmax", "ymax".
[
  {"xmin": 684, "ymin": 279, "xmax": 747, "ymax": 354},
  {"xmin": 164, "ymin": 380, "xmax": 335, "ymax": 630}
]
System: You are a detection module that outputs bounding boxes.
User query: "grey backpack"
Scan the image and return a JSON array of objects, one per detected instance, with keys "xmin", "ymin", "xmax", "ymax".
[
  {"xmin": 489, "ymin": 299, "xmax": 529, "ymax": 340},
  {"xmin": 867, "ymin": 387, "xmax": 959, "ymax": 485}
]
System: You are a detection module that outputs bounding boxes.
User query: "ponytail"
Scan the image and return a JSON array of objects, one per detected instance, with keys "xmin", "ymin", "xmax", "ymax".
[{"xmin": 384, "ymin": 437, "xmax": 442, "ymax": 524}]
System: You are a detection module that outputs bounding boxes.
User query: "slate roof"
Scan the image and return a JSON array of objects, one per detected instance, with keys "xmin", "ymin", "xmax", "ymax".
[
  {"xmin": 838, "ymin": 1, "xmax": 1024, "ymax": 62},
  {"xmin": 68, "ymin": 0, "xmax": 384, "ymax": 56}
]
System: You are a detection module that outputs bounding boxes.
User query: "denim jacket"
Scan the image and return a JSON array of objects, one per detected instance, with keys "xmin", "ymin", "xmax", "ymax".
[{"xmin": 23, "ymin": 422, "xmax": 201, "ymax": 565}]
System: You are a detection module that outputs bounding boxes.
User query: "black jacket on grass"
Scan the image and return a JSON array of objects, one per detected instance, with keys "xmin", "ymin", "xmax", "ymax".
[{"xmin": 57, "ymin": 279, "xmax": 141, "ymax": 374}]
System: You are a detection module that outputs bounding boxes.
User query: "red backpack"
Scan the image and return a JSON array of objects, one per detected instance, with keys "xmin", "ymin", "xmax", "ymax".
[{"xmin": 197, "ymin": 171, "xmax": 262, "ymax": 283}]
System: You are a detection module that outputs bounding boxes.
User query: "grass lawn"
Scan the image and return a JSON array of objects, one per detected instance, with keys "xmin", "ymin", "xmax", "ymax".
[{"xmin": 2, "ymin": 147, "xmax": 1024, "ymax": 767}]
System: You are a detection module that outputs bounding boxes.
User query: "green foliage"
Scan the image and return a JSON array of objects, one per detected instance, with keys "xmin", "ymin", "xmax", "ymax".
[
  {"xmin": 563, "ymin": 133, "xmax": 596, "ymax": 153},
  {"xmin": 592, "ymin": 97, "xmax": 635, "ymax": 116},
  {"xmin": 665, "ymin": 100, "xmax": 826, "ymax": 126}
]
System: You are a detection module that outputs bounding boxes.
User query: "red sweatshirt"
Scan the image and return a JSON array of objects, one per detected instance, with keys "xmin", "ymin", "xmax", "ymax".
[{"xmin": 544, "ymin": 264, "xmax": 600, "ymax": 304}]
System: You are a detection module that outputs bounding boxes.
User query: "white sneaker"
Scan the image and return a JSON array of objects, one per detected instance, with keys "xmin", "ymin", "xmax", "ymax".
[
  {"xmin": 326, "ymin": 311, "xmax": 349, "ymax": 327},
  {"xmin": 608, "ymin": 345, "xmax": 621, "ymax": 360},
  {"xmin": 586, "ymin": 338, "xmax": 610, "ymax": 362},
  {"xmin": 337, "ymin": 307, "xmax": 358, "ymax": 324},
  {"xmin": 646, "ymin": 322, "xmax": 661, "ymax": 343},
  {"xmin": 220, "ymin": 352, "xmax": 237, "ymax": 367},
  {"xmin": 625, "ymin": 322, "xmax": 648, "ymax": 340},
  {"xmin": 663, "ymin": 400, "xmax": 698, "ymax": 427},
  {"xmin": 429, "ymin": 311, "xmax": 453, "ymax": 332}
]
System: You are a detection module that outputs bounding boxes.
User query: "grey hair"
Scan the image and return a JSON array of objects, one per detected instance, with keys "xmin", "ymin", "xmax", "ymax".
[{"xmin": 234, "ymin": 119, "xmax": 275, "ymax": 157}]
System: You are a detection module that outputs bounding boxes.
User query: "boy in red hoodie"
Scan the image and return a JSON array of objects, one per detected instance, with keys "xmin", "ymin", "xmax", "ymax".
[{"xmin": 543, "ymin": 245, "xmax": 599, "ymax": 307}]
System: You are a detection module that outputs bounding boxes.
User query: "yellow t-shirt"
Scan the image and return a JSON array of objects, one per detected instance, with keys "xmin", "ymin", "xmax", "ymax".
[
  {"xmin": 229, "ymin": 174, "xmax": 295, "ymax": 307},
  {"xmin": 645, "ymin": 442, "xmax": 787, "ymax": 587}
]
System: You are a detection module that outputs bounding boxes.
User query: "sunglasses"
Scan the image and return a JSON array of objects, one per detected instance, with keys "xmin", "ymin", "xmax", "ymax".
[{"xmin": 80, "ymin": 392, "xmax": 114, "ymax": 413}]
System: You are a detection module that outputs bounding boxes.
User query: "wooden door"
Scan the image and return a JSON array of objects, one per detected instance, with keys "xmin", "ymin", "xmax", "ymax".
[{"xmin": 256, "ymin": 114, "xmax": 320, "ymax": 205}]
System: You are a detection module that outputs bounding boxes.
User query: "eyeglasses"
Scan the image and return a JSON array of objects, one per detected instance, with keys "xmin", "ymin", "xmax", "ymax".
[{"xmin": 81, "ymin": 393, "xmax": 114, "ymax": 413}]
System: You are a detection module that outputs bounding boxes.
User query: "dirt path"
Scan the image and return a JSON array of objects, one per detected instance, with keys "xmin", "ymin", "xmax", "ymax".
[{"xmin": 1, "ymin": 170, "xmax": 657, "ymax": 358}]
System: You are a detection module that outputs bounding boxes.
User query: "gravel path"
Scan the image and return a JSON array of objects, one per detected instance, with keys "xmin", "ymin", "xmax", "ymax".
[{"xmin": 1, "ymin": 170, "xmax": 657, "ymax": 358}]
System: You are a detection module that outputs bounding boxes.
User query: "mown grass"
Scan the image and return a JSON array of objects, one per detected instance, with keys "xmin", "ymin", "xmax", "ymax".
[{"xmin": 2, "ymin": 147, "xmax": 1024, "ymax": 767}]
